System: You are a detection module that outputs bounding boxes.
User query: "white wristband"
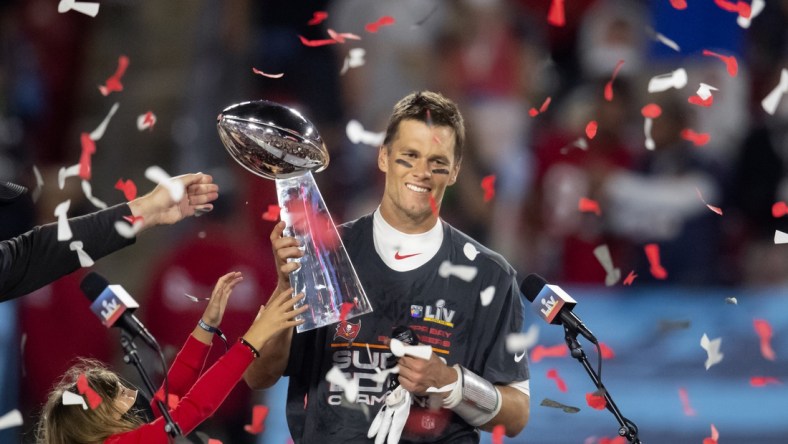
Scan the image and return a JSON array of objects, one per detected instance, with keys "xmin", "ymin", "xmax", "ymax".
[{"xmin": 443, "ymin": 364, "xmax": 502, "ymax": 427}]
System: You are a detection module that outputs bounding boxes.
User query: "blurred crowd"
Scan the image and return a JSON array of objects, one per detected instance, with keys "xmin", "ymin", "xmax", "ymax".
[{"xmin": 1, "ymin": 0, "xmax": 787, "ymax": 442}]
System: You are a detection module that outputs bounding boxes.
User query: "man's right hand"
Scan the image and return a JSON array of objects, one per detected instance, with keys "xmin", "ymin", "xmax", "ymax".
[{"xmin": 270, "ymin": 220, "xmax": 304, "ymax": 289}]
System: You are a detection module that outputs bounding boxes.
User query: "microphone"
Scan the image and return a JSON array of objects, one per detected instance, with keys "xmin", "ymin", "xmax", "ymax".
[
  {"xmin": 521, "ymin": 273, "xmax": 598, "ymax": 344},
  {"xmin": 387, "ymin": 326, "xmax": 419, "ymax": 390},
  {"xmin": 80, "ymin": 272, "xmax": 158, "ymax": 349}
]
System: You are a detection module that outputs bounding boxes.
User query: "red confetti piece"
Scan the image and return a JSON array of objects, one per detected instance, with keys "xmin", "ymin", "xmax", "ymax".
[
  {"xmin": 623, "ymin": 270, "xmax": 637, "ymax": 286},
  {"xmin": 604, "ymin": 60, "xmax": 625, "ymax": 101},
  {"xmin": 702, "ymin": 49, "xmax": 738, "ymax": 77},
  {"xmin": 530, "ymin": 344, "xmax": 568, "ymax": 363},
  {"xmin": 578, "ymin": 197, "xmax": 601, "ymax": 216},
  {"xmin": 703, "ymin": 423, "xmax": 719, "ymax": 444},
  {"xmin": 750, "ymin": 376, "xmax": 781, "ymax": 387},
  {"xmin": 76, "ymin": 374, "xmax": 103, "ymax": 409},
  {"xmin": 599, "ymin": 342, "xmax": 615, "ymax": 359},
  {"xmin": 753, "ymin": 319, "xmax": 776, "ymax": 361},
  {"xmin": 688, "ymin": 95, "xmax": 713, "ymax": 107},
  {"xmin": 252, "ymin": 67, "xmax": 284, "ymax": 79},
  {"xmin": 123, "ymin": 215, "xmax": 144, "ymax": 225},
  {"xmin": 772, "ymin": 202, "xmax": 788, "ymax": 218},
  {"xmin": 114, "ymin": 178, "xmax": 138, "ymax": 201},
  {"xmin": 298, "ymin": 35, "xmax": 338, "ymax": 47},
  {"xmin": 244, "ymin": 404, "xmax": 269, "ymax": 434},
  {"xmin": 78, "ymin": 132, "xmax": 96, "ymax": 181},
  {"xmin": 208, "ymin": 440, "xmax": 223, "ymax": 444},
  {"xmin": 547, "ymin": 0, "xmax": 565, "ymax": 27},
  {"xmin": 365, "ymin": 15, "xmax": 395, "ymax": 33},
  {"xmin": 546, "ymin": 368, "xmax": 568, "ymax": 392},
  {"xmin": 307, "ymin": 11, "xmax": 328, "ymax": 25},
  {"xmin": 327, "ymin": 29, "xmax": 361, "ymax": 43},
  {"xmin": 167, "ymin": 394, "xmax": 179, "ymax": 410},
  {"xmin": 696, "ymin": 187, "xmax": 723, "ymax": 215},
  {"xmin": 586, "ymin": 391, "xmax": 607, "ymax": 410},
  {"xmin": 714, "ymin": 0, "xmax": 751, "ymax": 18},
  {"xmin": 98, "ymin": 55, "xmax": 129, "ymax": 96},
  {"xmin": 261, "ymin": 204, "xmax": 281, "ymax": 222},
  {"xmin": 644, "ymin": 243, "xmax": 668, "ymax": 280},
  {"xmin": 678, "ymin": 387, "xmax": 696, "ymax": 416},
  {"xmin": 481, "ymin": 175, "xmax": 496, "ymax": 202},
  {"xmin": 491, "ymin": 424, "xmax": 505, "ymax": 444},
  {"xmin": 585, "ymin": 121, "xmax": 598, "ymax": 139},
  {"xmin": 339, "ymin": 302, "xmax": 354, "ymax": 322},
  {"xmin": 529, "ymin": 97, "xmax": 552, "ymax": 117},
  {"xmin": 681, "ymin": 129, "xmax": 711, "ymax": 147},
  {"xmin": 598, "ymin": 437, "xmax": 627, "ymax": 444},
  {"xmin": 670, "ymin": 0, "xmax": 688, "ymax": 9},
  {"xmin": 429, "ymin": 194, "xmax": 438, "ymax": 217},
  {"xmin": 641, "ymin": 104, "xmax": 662, "ymax": 119}
]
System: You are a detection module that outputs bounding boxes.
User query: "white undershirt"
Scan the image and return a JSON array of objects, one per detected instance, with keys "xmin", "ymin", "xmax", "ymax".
[{"xmin": 372, "ymin": 208, "xmax": 444, "ymax": 272}]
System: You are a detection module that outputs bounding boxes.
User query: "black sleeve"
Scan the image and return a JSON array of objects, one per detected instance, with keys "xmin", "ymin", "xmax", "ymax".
[{"xmin": 0, "ymin": 203, "xmax": 135, "ymax": 302}]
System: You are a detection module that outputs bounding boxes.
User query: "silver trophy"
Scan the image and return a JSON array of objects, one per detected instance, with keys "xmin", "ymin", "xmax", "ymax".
[{"xmin": 217, "ymin": 100, "xmax": 373, "ymax": 332}]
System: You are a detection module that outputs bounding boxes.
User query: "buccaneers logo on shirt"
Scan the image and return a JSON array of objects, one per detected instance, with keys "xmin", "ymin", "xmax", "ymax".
[{"xmin": 334, "ymin": 320, "xmax": 361, "ymax": 342}]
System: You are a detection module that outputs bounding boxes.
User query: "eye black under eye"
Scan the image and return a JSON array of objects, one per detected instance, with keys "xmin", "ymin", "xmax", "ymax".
[
  {"xmin": 395, "ymin": 159, "xmax": 413, "ymax": 168},
  {"xmin": 431, "ymin": 168, "xmax": 450, "ymax": 175}
]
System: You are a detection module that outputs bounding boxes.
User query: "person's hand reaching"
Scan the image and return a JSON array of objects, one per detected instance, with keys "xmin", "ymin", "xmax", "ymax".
[
  {"xmin": 242, "ymin": 288, "xmax": 308, "ymax": 352},
  {"xmin": 128, "ymin": 172, "xmax": 219, "ymax": 231}
]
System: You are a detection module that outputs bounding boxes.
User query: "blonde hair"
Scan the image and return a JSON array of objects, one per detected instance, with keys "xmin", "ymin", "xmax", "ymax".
[{"xmin": 35, "ymin": 358, "xmax": 144, "ymax": 444}]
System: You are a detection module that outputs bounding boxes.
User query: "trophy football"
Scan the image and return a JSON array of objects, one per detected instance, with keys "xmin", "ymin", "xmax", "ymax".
[{"xmin": 217, "ymin": 100, "xmax": 373, "ymax": 332}]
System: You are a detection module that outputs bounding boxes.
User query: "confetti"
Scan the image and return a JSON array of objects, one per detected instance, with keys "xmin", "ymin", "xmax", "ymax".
[
  {"xmin": 529, "ymin": 97, "xmax": 552, "ymax": 117},
  {"xmin": 0, "ymin": 409, "xmax": 22, "ymax": 431},
  {"xmin": 243, "ymin": 405, "xmax": 269, "ymax": 435},
  {"xmin": 750, "ymin": 376, "xmax": 781, "ymax": 387},
  {"xmin": 688, "ymin": 95, "xmax": 713, "ymax": 107},
  {"xmin": 438, "ymin": 260, "xmax": 478, "ymax": 282},
  {"xmin": 481, "ymin": 175, "xmax": 496, "ymax": 202},
  {"xmin": 585, "ymin": 390, "xmax": 607, "ymax": 410},
  {"xmin": 327, "ymin": 29, "xmax": 361, "ymax": 43},
  {"xmin": 55, "ymin": 200, "xmax": 73, "ymax": 241},
  {"xmin": 703, "ymin": 423, "xmax": 719, "ymax": 444},
  {"xmin": 669, "ymin": 0, "xmax": 687, "ymax": 10},
  {"xmin": 261, "ymin": 204, "xmax": 281, "ymax": 222},
  {"xmin": 62, "ymin": 391, "xmax": 88, "ymax": 410},
  {"xmin": 79, "ymin": 133, "xmax": 95, "ymax": 180},
  {"xmin": 647, "ymin": 68, "xmax": 687, "ymax": 93},
  {"xmin": 57, "ymin": 0, "xmax": 99, "ymax": 17},
  {"xmin": 429, "ymin": 194, "xmax": 438, "ymax": 217},
  {"xmin": 774, "ymin": 230, "xmax": 788, "ymax": 244},
  {"xmin": 585, "ymin": 121, "xmax": 598, "ymax": 139},
  {"xmin": 695, "ymin": 187, "xmax": 722, "ymax": 214},
  {"xmin": 725, "ymin": 297, "xmax": 738, "ymax": 305},
  {"xmin": 654, "ymin": 32, "xmax": 680, "ymax": 52},
  {"xmin": 593, "ymin": 244, "xmax": 621, "ymax": 286},
  {"xmin": 480, "ymin": 286, "xmax": 495, "ymax": 306},
  {"xmin": 365, "ymin": 15, "xmax": 395, "ymax": 33},
  {"xmin": 604, "ymin": 60, "xmax": 625, "ymax": 101},
  {"xmin": 659, "ymin": 319, "xmax": 691, "ymax": 332},
  {"xmin": 546, "ymin": 368, "xmax": 568, "ymax": 392},
  {"xmin": 772, "ymin": 202, "xmax": 788, "ymax": 218},
  {"xmin": 678, "ymin": 387, "xmax": 696, "ymax": 416},
  {"xmin": 340, "ymin": 48, "xmax": 366, "ymax": 75},
  {"xmin": 30, "ymin": 165, "xmax": 44, "ymax": 203},
  {"xmin": 547, "ymin": 0, "xmax": 565, "ymax": 27},
  {"xmin": 145, "ymin": 166, "xmax": 184, "ymax": 202},
  {"xmin": 737, "ymin": 0, "xmax": 765, "ymax": 28},
  {"xmin": 345, "ymin": 119, "xmax": 384, "ymax": 146},
  {"xmin": 753, "ymin": 319, "xmax": 776, "ymax": 361},
  {"xmin": 641, "ymin": 104, "xmax": 662, "ymax": 150},
  {"xmin": 491, "ymin": 424, "xmax": 505, "ymax": 444},
  {"xmin": 644, "ymin": 243, "xmax": 668, "ymax": 279},
  {"xmin": 702, "ymin": 50, "xmax": 738, "ymax": 77},
  {"xmin": 700, "ymin": 333, "xmax": 724, "ymax": 370},
  {"xmin": 389, "ymin": 338, "xmax": 433, "ymax": 360},
  {"xmin": 463, "ymin": 243, "xmax": 480, "ymax": 261},
  {"xmin": 540, "ymin": 398, "xmax": 580, "ymax": 413},
  {"xmin": 689, "ymin": 83, "xmax": 717, "ymax": 107},
  {"xmin": 136, "ymin": 111, "xmax": 157, "ymax": 131},
  {"xmin": 183, "ymin": 293, "xmax": 209, "ymax": 302},
  {"xmin": 115, "ymin": 219, "xmax": 144, "ymax": 239},
  {"xmin": 761, "ymin": 69, "xmax": 788, "ymax": 115},
  {"xmin": 413, "ymin": 4, "xmax": 439, "ymax": 28},
  {"xmin": 98, "ymin": 56, "xmax": 129, "ymax": 96},
  {"xmin": 81, "ymin": 180, "xmax": 108, "ymax": 209},
  {"xmin": 560, "ymin": 137, "xmax": 589, "ymax": 154},
  {"xmin": 714, "ymin": 0, "xmax": 751, "ymax": 19},
  {"xmin": 298, "ymin": 35, "xmax": 338, "ymax": 47},
  {"xmin": 599, "ymin": 343, "xmax": 615, "ymax": 359},
  {"xmin": 530, "ymin": 344, "xmax": 568, "ymax": 363},
  {"xmin": 69, "ymin": 241, "xmax": 95, "ymax": 267},
  {"xmin": 579, "ymin": 197, "xmax": 601, "ymax": 215},
  {"xmin": 339, "ymin": 302, "xmax": 354, "ymax": 322},
  {"xmin": 115, "ymin": 178, "xmax": 138, "ymax": 201},
  {"xmin": 307, "ymin": 11, "xmax": 328, "ymax": 26},
  {"xmin": 89, "ymin": 102, "xmax": 120, "ymax": 140},
  {"xmin": 326, "ymin": 366, "xmax": 360, "ymax": 403},
  {"xmin": 77, "ymin": 373, "xmax": 103, "ymax": 409},
  {"xmin": 505, "ymin": 325, "xmax": 540, "ymax": 354},
  {"xmin": 58, "ymin": 164, "xmax": 80, "ymax": 189},
  {"xmin": 623, "ymin": 270, "xmax": 637, "ymax": 286}
]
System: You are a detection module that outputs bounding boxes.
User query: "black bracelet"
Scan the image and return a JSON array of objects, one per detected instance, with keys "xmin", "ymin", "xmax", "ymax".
[
  {"xmin": 198, "ymin": 319, "xmax": 229, "ymax": 352},
  {"xmin": 238, "ymin": 337, "xmax": 260, "ymax": 358}
]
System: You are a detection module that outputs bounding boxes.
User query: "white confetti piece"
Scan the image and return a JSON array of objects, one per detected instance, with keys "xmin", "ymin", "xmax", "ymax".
[
  {"xmin": 593, "ymin": 244, "xmax": 621, "ymax": 286},
  {"xmin": 371, "ymin": 366, "xmax": 400, "ymax": 384},
  {"xmin": 114, "ymin": 220, "xmax": 144, "ymax": 239},
  {"xmin": 0, "ymin": 409, "xmax": 23, "ymax": 431},
  {"xmin": 737, "ymin": 0, "xmax": 764, "ymax": 28},
  {"xmin": 145, "ymin": 166, "xmax": 184, "ymax": 202},
  {"xmin": 346, "ymin": 120, "xmax": 385, "ymax": 146},
  {"xmin": 725, "ymin": 297, "xmax": 738, "ymax": 305},
  {"xmin": 389, "ymin": 338, "xmax": 433, "ymax": 360},
  {"xmin": 506, "ymin": 324, "xmax": 540, "ymax": 355},
  {"xmin": 774, "ymin": 230, "xmax": 788, "ymax": 244},
  {"xmin": 58, "ymin": 164, "xmax": 80, "ymax": 190},
  {"xmin": 62, "ymin": 391, "xmax": 88, "ymax": 410},
  {"xmin": 480, "ymin": 286, "xmax": 495, "ymax": 306},
  {"xmin": 762, "ymin": 69, "xmax": 788, "ymax": 116},
  {"xmin": 700, "ymin": 333, "xmax": 724, "ymax": 370},
  {"xmin": 654, "ymin": 32, "xmax": 680, "ymax": 52},
  {"xmin": 696, "ymin": 83, "xmax": 718, "ymax": 101},
  {"xmin": 463, "ymin": 242, "xmax": 480, "ymax": 261},
  {"xmin": 644, "ymin": 117, "xmax": 655, "ymax": 150},
  {"xmin": 57, "ymin": 0, "xmax": 99, "ymax": 17},
  {"xmin": 326, "ymin": 366, "xmax": 359, "ymax": 403},
  {"xmin": 340, "ymin": 48, "xmax": 366, "ymax": 75},
  {"xmin": 438, "ymin": 260, "xmax": 477, "ymax": 282},
  {"xmin": 647, "ymin": 68, "xmax": 687, "ymax": 93},
  {"xmin": 31, "ymin": 165, "xmax": 44, "ymax": 203},
  {"xmin": 136, "ymin": 111, "xmax": 157, "ymax": 131},
  {"xmin": 54, "ymin": 200, "xmax": 73, "ymax": 241},
  {"xmin": 183, "ymin": 293, "xmax": 209, "ymax": 302},
  {"xmin": 81, "ymin": 180, "xmax": 107, "ymax": 209},
  {"xmin": 89, "ymin": 102, "xmax": 120, "ymax": 140},
  {"xmin": 426, "ymin": 380, "xmax": 457, "ymax": 393},
  {"xmin": 69, "ymin": 241, "xmax": 95, "ymax": 267}
]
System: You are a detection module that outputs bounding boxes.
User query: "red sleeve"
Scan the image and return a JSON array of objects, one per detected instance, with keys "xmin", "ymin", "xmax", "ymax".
[
  {"xmin": 104, "ymin": 342, "xmax": 254, "ymax": 444},
  {"xmin": 150, "ymin": 335, "xmax": 211, "ymax": 417}
]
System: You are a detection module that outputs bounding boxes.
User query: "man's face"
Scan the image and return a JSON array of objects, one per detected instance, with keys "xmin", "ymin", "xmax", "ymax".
[{"xmin": 378, "ymin": 119, "xmax": 460, "ymax": 232}]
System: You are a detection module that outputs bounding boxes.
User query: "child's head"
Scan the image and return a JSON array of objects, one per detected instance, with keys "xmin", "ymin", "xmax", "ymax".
[{"xmin": 36, "ymin": 358, "xmax": 144, "ymax": 444}]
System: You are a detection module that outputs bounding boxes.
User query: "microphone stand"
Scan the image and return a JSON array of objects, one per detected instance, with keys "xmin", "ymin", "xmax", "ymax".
[
  {"xmin": 119, "ymin": 332, "xmax": 183, "ymax": 438},
  {"xmin": 563, "ymin": 326, "xmax": 642, "ymax": 444}
]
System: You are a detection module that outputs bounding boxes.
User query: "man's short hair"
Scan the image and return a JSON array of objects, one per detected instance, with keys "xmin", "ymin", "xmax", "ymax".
[{"xmin": 382, "ymin": 91, "xmax": 465, "ymax": 164}]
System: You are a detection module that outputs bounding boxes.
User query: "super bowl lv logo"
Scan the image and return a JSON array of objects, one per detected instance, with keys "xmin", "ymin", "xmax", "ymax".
[
  {"xmin": 334, "ymin": 320, "xmax": 361, "ymax": 342},
  {"xmin": 424, "ymin": 299, "xmax": 455, "ymax": 327}
]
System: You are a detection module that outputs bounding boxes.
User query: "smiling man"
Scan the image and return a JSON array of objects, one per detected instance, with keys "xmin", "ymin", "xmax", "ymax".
[{"xmin": 245, "ymin": 91, "xmax": 531, "ymax": 443}]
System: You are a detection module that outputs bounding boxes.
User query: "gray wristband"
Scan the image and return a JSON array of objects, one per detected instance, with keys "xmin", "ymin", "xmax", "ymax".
[{"xmin": 449, "ymin": 365, "xmax": 502, "ymax": 426}]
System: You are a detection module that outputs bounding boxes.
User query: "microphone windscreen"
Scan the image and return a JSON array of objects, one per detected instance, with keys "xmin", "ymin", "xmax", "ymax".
[
  {"xmin": 391, "ymin": 325, "xmax": 418, "ymax": 345},
  {"xmin": 521, "ymin": 273, "xmax": 548, "ymax": 302},
  {"xmin": 80, "ymin": 272, "xmax": 109, "ymax": 302}
]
